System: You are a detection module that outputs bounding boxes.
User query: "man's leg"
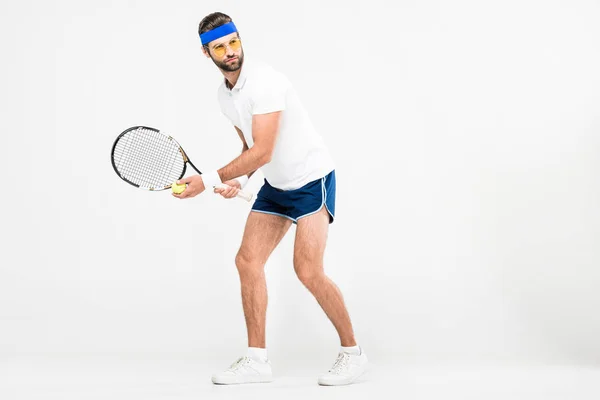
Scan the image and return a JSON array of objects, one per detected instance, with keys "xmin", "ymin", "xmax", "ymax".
[
  {"xmin": 293, "ymin": 207, "xmax": 356, "ymax": 346},
  {"xmin": 294, "ymin": 206, "xmax": 368, "ymax": 385},
  {"xmin": 236, "ymin": 211, "xmax": 293, "ymax": 348},
  {"xmin": 212, "ymin": 211, "xmax": 292, "ymax": 385}
]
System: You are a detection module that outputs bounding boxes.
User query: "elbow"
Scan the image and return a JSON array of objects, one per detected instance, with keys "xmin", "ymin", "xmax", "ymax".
[{"xmin": 259, "ymin": 149, "xmax": 273, "ymax": 165}]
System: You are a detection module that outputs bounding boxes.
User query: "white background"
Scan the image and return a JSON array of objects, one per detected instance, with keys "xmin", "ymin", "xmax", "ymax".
[{"xmin": 1, "ymin": 0, "xmax": 599, "ymax": 387}]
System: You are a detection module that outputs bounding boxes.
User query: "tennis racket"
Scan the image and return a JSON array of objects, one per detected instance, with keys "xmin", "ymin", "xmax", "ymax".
[{"xmin": 111, "ymin": 126, "xmax": 253, "ymax": 202}]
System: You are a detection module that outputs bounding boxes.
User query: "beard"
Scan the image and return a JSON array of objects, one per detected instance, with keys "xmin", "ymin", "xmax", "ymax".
[{"xmin": 212, "ymin": 50, "xmax": 244, "ymax": 72}]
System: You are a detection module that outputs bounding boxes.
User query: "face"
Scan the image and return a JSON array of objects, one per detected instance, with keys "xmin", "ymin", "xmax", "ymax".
[{"xmin": 203, "ymin": 32, "xmax": 244, "ymax": 72}]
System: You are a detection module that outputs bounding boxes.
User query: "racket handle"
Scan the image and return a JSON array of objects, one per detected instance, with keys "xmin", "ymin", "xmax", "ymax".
[
  {"xmin": 214, "ymin": 184, "xmax": 253, "ymax": 202},
  {"xmin": 237, "ymin": 190, "xmax": 253, "ymax": 202}
]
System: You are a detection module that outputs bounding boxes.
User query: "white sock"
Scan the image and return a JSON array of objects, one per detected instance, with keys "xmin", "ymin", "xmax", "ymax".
[
  {"xmin": 341, "ymin": 345, "xmax": 361, "ymax": 355},
  {"xmin": 247, "ymin": 347, "xmax": 268, "ymax": 362}
]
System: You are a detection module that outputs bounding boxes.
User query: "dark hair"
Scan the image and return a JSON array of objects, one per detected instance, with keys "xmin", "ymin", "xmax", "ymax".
[{"xmin": 198, "ymin": 12, "xmax": 235, "ymax": 48}]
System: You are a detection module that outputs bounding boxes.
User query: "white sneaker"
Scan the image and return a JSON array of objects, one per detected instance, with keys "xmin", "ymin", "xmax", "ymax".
[
  {"xmin": 211, "ymin": 356, "xmax": 274, "ymax": 385},
  {"xmin": 318, "ymin": 349, "xmax": 369, "ymax": 386}
]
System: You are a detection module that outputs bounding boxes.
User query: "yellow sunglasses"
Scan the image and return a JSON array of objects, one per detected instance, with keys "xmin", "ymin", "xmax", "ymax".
[{"xmin": 211, "ymin": 38, "xmax": 242, "ymax": 58}]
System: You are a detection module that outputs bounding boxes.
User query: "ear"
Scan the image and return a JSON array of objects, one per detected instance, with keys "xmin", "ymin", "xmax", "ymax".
[{"xmin": 202, "ymin": 46, "xmax": 210, "ymax": 58}]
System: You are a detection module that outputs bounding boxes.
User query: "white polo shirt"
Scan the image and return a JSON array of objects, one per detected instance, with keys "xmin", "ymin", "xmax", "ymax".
[{"xmin": 217, "ymin": 59, "xmax": 335, "ymax": 191}]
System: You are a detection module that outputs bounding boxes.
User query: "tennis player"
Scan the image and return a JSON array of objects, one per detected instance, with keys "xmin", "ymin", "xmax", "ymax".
[{"xmin": 173, "ymin": 12, "xmax": 368, "ymax": 386}]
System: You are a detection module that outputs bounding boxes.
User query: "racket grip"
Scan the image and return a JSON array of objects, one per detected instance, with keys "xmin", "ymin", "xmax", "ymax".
[
  {"xmin": 237, "ymin": 190, "xmax": 253, "ymax": 202},
  {"xmin": 214, "ymin": 183, "xmax": 253, "ymax": 202}
]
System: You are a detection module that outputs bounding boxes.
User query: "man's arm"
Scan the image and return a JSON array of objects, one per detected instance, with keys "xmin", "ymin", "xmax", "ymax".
[
  {"xmin": 233, "ymin": 126, "xmax": 256, "ymax": 179},
  {"xmin": 172, "ymin": 112, "xmax": 281, "ymax": 199},
  {"xmin": 217, "ymin": 111, "xmax": 281, "ymax": 182}
]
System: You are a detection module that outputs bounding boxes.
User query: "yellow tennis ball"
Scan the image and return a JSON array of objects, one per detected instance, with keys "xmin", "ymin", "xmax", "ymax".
[{"xmin": 171, "ymin": 181, "xmax": 187, "ymax": 194}]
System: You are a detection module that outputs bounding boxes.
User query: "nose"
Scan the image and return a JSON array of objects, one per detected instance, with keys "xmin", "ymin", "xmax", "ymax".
[{"xmin": 225, "ymin": 45, "xmax": 236, "ymax": 57}]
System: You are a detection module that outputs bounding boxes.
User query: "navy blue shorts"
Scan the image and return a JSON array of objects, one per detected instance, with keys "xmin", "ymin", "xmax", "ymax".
[{"xmin": 251, "ymin": 170, "xmax": 336, "ymax": 224}]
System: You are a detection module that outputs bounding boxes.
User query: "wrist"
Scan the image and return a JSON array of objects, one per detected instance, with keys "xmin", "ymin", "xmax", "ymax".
[{"xmin": 201, "ymin": 170, "xmax": 222, "ymax": 190}]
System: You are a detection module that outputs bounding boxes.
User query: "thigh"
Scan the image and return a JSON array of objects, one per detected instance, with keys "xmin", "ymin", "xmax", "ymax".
[
  {"xmin": 238, "ymin": 211, "xmax": 293, "ymax": 265},
  {"xmin": 294, "ymin": 206, "xmax": 330, "ymax": 268}
]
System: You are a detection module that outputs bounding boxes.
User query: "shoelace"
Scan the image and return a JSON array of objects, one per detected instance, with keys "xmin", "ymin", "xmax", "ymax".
[
  {"xmin": 227, "ymin": 356, "xmax": 252, "ymax": 372},
  {"xmin": 329, "ymin": 352, "xmax": 350, "ymax": 374}
]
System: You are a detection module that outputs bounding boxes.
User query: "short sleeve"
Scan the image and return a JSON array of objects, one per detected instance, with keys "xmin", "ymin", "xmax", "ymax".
[{"xmin": 251, "ymin": 72, "xmax": 289, "ymax": 115}]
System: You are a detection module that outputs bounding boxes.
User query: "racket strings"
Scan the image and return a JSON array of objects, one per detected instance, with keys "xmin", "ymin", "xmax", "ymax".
[
  {"xmin": 119, "ymin": 128, "xmax": 183, "ymax": 187},
  {"xmin": 113, "ymin": 127, "xmax": 185, "ymax": 189},
  {"xmin": 119, "ymin": 132, "xmax": 181, "ymax": 188},
  {"xmin": 129, "ymin": 131, "xmax": 173, "ymax": 185}
]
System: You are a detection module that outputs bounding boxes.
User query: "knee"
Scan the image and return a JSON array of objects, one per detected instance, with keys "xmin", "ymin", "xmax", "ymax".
[
  {"xmin": 293, "ymin": 257, "xmax": 323, "ymax": 288},
  {"xmin": 235, "ymin": 250, "xmax": 263, "ymax": 276}
]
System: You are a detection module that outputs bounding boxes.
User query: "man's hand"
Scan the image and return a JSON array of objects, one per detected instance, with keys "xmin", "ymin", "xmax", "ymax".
[
  {"xmin": 214, "ymin": 179, "xmax": 242, "ymax": 199},
  {"xmin": 172, "ymin": 175, "xmax": 206, "ymax": 199}
]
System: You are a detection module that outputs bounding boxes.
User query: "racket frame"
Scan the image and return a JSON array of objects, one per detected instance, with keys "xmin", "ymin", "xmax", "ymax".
[{"xmin": 111, "ymin": 126, "xmax": 253, "ymax": 201}]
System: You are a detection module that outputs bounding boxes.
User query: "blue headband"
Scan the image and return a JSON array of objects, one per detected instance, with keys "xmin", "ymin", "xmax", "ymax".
[{"xmin": 200, "ymin": 22, "xmax": 238, "ymax": 45}]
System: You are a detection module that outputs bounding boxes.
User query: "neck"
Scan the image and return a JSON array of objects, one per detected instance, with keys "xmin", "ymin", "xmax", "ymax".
[{"xmin": 222, "ymin": 69, "xmax": 241, "ymax": 89}]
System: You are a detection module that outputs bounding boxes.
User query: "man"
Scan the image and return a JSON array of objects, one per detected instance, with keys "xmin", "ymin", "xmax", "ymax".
[{"xmin": 173, "ymin": 12, "xmax": 368, "ymax": 386}]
